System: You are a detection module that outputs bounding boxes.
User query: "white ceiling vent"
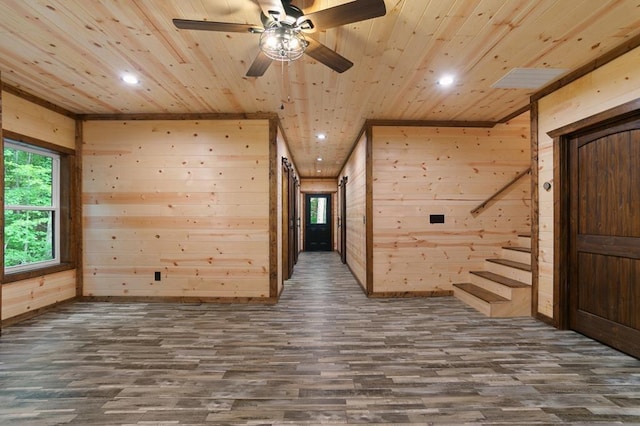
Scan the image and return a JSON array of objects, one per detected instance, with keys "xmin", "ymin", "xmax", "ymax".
[{"xmin": 492, "ymin": 68, "xmax": 568, "ymax": 89}]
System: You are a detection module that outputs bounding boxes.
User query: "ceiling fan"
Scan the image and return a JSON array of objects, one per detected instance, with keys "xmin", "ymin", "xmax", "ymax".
[{"xmin": 173, "ymin": 0, "xmax": 387, "ymax": 77}]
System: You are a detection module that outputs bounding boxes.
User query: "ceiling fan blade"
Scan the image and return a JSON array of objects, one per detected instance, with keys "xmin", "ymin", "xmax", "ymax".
[
  {"xmin": 246, "ymin": 51, "xmax": 273, "ymax": 77},
  {"xmin": 304, "ymin": 38, "xmax": 353, "ymax": 73},
  {"xmin": 173, "ymin": 19, "xmax": 261, "ymax": 33},
  {"xmin": 297, "ymin": 0, "xmax": 386, "ymax": 31},
  {"xmin": 256, "ymin": 0, "xmax": 286, "ymax": 20}
]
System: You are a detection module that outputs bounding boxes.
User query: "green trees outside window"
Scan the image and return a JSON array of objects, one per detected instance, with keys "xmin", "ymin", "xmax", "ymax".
[
  {"xmin": 4, "ymin": 141, "xmax": 60, "ymax": 270},
  {"xmin": 309, "ymin": 196, "xmax": 327, "ymax": 225}
]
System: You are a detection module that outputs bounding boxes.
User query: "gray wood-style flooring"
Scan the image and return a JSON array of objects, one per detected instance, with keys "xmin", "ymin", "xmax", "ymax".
[{"xmin": 1, "ymin": 252, "xmax": 639, "ymax": 425}]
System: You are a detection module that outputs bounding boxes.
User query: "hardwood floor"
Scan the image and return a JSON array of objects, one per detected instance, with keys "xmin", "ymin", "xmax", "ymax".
[{"xmin": 1, "ymin": 251, "xmax": 639, "ymax": 425}]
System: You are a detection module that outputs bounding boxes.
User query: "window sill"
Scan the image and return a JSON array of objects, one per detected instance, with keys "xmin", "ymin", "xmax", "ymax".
[{"xmin": 3, "ymin": 262, "xmax": 76, "ymax": 284}]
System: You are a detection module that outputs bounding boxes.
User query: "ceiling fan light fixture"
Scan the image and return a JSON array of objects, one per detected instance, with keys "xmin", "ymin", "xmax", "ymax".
[{"xmin": 259, "ymin": 26, "xmax": 307, "ymax": 61}]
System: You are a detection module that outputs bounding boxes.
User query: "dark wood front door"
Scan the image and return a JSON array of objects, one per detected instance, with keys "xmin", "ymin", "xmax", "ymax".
[
  {"xmin": 305, "ymin": 194, "xmax": 332, "ymax": 251},
  {"xmin": 569, "ymin": 118, "xmax": 640, "ymax": 358}
]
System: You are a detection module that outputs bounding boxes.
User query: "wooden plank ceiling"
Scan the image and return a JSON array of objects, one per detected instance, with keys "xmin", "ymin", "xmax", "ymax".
[{"xmin": 0, "ymin": 0, "xmax": 639, "ymax": 177}]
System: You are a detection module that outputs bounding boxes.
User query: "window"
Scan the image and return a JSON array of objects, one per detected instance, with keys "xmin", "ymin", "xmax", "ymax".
[
  {"xmin": 4, "ymin": 140, "xmax": 61, "ymax": 273},
  {"xmin": 309, "ymin": 196, "xmax": 327, "ymax": 225}
]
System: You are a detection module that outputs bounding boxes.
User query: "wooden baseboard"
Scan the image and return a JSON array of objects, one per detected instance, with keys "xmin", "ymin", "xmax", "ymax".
[
  {"xmin": 80, "ymin": 295, "xmax": 279, "ymax": 304},
  {"xmin": 535, "ymin": 312, "xmax": 556, "ymax": 327},
  {"xmin": 369, "ymin": 290, "xmax": 454, "ymax": 298},
  {"xmin": 345, "ymin": 262, "xmax": 368, "ymax": 295},
  {"xmin": 343, "ymin": 259, "xmax": 454, "ymax": 299},
  {"xmin": 1, "ymin": 297, "xmax": 78, "ymax": 328}
]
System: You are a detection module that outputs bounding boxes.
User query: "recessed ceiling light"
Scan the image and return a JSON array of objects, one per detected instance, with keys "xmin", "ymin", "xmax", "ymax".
[
  {"xmin": 317, "ymin": 157, "xmax": 323, "ymax": 162},
  {"xmin": 121, "ymin": 73, "xmax": 139, "ymax": 85},
  {"xmin": 316, "ymin": 133, "xmax": 326, "ymax": 140},
  {"xmin": 437, "ymin": 74, "xmax": 455, "ymax": 87}
]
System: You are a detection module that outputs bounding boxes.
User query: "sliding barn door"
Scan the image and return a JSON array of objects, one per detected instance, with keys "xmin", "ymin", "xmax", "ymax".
[
  {"xmin": 288, "ymin": 175, "xmax": 297, "ymax": 275},
  {"xmin": 338, "ymin": 177, "xmax": 348, "ymax": 264},
  {"xmin": 569, "ymin": 118, "xmax": 640, "ymax": 358},
  {"xmin": 293, "ymin": 178, "xmax": 299, "ymax": 265},
  {"xmin": 281, "ymin": 158, "xmax": 296, "ymax": 280},
  {"xmin": 282, "ymin": 161, "xmax": 291, "ymax": 280}
]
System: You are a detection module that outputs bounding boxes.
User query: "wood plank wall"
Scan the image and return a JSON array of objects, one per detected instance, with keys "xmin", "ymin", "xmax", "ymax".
[
  {"xmin": 82, "ymin": 119, "xmax": 272, "ymax": 300},
  {"xmin": 2, "ymin": 91, "xmax": 76, "ymax": 150},
  {"xmin": 1, "ymin": 90, "xmax": 77, "ymax": 321},
  {"xmin": 536, "ymin": 46, "xmax": 640, "ymax": 319},
  {"xmin": 338, "ymin": 133, "xmax": 367, "ymax": 290},
  {"xmin": 2, "ymin": 270, "xmax": 76, "ymax": 320},
  {"xmin": 300, "ymin": 178, "xmax": 338, "ymax": 193},
  {"xmin": 371, "ymin": 114, "xmax": 531, "ymax": 294}
]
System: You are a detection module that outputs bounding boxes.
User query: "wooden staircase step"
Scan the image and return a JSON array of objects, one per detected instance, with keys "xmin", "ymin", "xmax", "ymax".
[
  {"xmin": 502, "ymin": 246, "xmax": 531, "ymax": 263},
  {"xmin": 455, "ymin": 230, "xmax": 533, "ymax": 318},
  {"xmin": 516, "ymin": 233, "xmax": 532, "ymax": 249},
  {"xmin": 470, "ymin": 271, "xmax": 530, "ymax": 288},
  {"xmin": 453, "ymin": 283, "xmax": 509, "ymax": 303},
  {"xmin": 503, "ymin": 246, "xmax": 531, "ymax": 254},
  {"xmin": 487, "ymin": 258, "xmax": 532, "ymax": 272}
]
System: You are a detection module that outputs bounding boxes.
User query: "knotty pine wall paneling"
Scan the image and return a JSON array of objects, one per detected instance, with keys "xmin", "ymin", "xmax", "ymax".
[
  {"xmin": 371, "ymin": 114, "xmax": 531, "ymax": 295},
  {"xmin": 82, "ymin": 119, "xmax": 272, "ymax": 300},
  {"xmin": 1, "ymin": 89, "xmax": 78, "ymax": 322},
  {"xmin": 536, "ymin": 46, "xmax": 640, "ymax": 319},
  {"xmin": 338, "ymin": 132, "xmax": 368, "ymax": 290},
  {"xmin": 300, "ymin": 178, "xmax": 338, "ymax": 193},
  {"xmin": 2, "ymin": 270, "xmax": 76, "ymax": 322},
  {"xmin": 2, "ymin": 90, "xmax": 76, "ymax": 150}
]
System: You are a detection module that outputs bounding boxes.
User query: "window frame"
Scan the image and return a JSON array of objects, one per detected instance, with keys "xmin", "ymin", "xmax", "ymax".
[
  {"xmin": 2, "ymin": 130, "xmax": 76, "ymax": 283},
  {"xmin": 4, "ymin": 141, "xmax": 61, "ymax": 272}
]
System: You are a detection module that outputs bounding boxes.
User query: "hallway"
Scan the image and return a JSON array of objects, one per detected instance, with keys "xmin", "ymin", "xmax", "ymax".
[{"xmin": 0, "ymin": 251, "xmax": 639, "ymax": 424}]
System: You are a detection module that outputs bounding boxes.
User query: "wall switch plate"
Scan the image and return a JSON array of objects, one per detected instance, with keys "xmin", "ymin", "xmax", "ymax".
[{"xmin": 154, "ymin": 271, "xmax": 161, "ymax": 281}]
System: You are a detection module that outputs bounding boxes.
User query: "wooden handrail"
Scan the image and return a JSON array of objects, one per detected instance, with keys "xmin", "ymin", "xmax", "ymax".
[{"xmin": 470, "ymin": 167, "xmax": 532, "ymax": 216}]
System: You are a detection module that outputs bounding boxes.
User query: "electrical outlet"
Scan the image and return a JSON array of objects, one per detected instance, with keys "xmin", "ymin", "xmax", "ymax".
[{"xmin": 154, "ymin": 271, "xmax": 161, "ymax": 281}]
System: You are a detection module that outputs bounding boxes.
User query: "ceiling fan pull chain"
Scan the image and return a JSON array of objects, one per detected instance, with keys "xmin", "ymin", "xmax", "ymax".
[{"xmin": 287, "ymin": 60, "xmax": 292, "ymax": 105}]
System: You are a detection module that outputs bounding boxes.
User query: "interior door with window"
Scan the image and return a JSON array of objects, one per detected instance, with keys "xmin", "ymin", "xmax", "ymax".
[{"xmin": 305, "ymin": 194, "xmax": 332, "ymax": 251}]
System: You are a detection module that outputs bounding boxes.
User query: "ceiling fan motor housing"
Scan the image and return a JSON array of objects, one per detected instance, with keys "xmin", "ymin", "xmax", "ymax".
[{"xmin": 261, "ymin": 2, "xmax": 303, "ymax": 28}]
